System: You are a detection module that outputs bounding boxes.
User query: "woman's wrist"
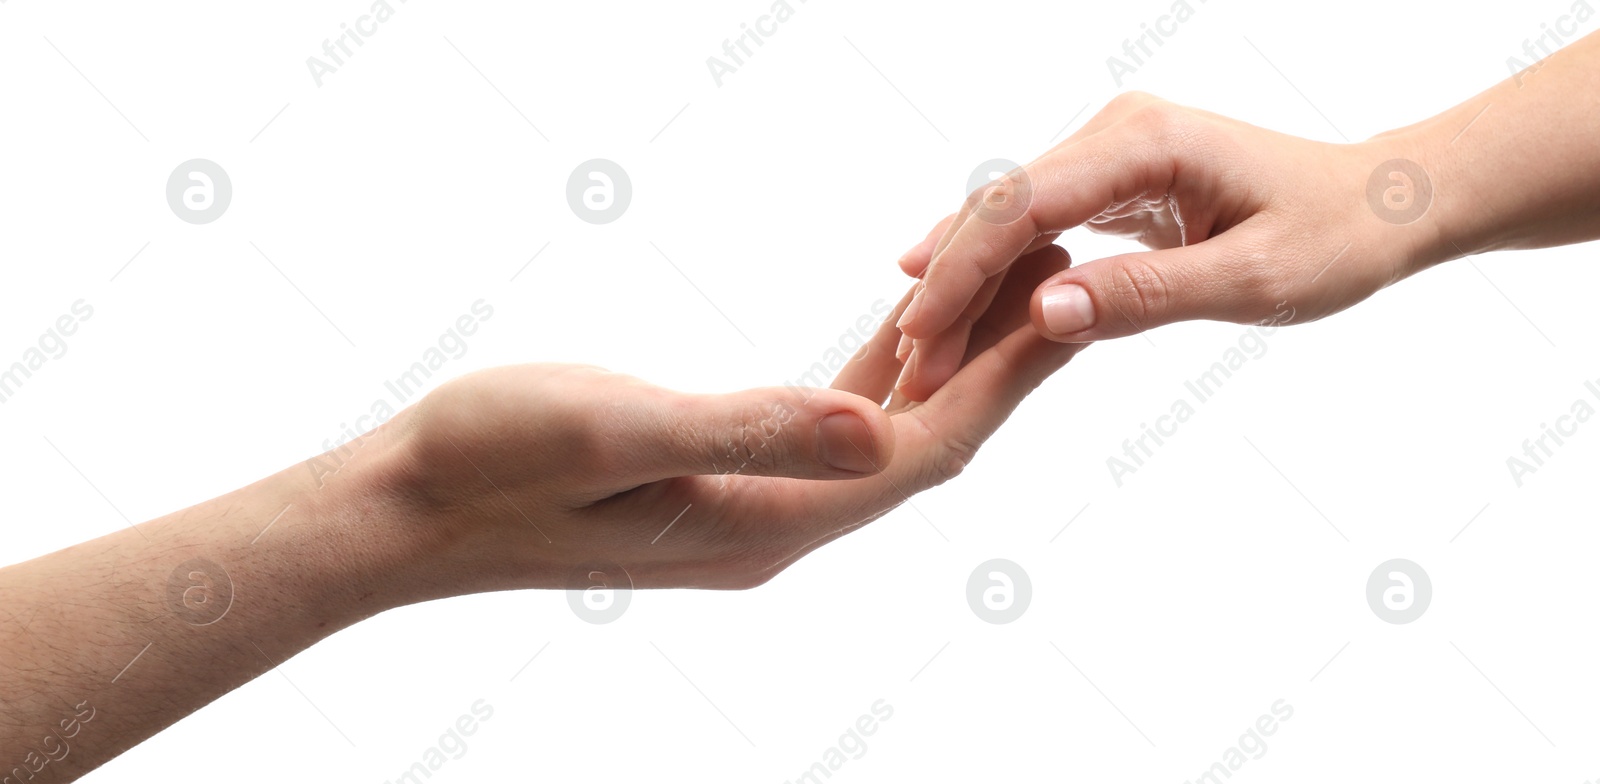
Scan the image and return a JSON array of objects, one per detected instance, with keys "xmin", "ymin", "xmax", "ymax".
[
  {"xmin": 1355, "ymin": 117, "xmax": 1479, "ymax": 272},
  {"xmin": 1395, "ymin": 37, "xmax": 1600, "ymax": 264}
]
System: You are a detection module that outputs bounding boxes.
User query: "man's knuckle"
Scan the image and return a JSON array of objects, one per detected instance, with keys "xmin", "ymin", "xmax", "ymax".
[{"xmin": 928, "ymin": 434, "xmax": 983, "ymax": 486}]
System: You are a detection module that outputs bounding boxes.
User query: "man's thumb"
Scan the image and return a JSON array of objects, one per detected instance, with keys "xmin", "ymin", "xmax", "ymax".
[{"xmin": 631, "ymin": 386, "xmax": 894, "ymax": 483}]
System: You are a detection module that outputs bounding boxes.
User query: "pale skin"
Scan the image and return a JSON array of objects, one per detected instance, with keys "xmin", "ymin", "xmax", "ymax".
[
  {"xmin": 0, "ymin": 249, "xmax": 1078, "ymax": 779},
  {"xmin": 893, "ymin": 29, "xmax": 1600, "ymax": 400},
  {"xmin": 7, "ymin": 30, "xmax": 1600, "ymax": 781}
]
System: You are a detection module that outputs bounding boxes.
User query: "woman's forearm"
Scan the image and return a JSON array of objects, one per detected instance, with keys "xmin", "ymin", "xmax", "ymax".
[{"xmin": 1417, "ymin": 28, "xmax": 1600, "ymax": 261}]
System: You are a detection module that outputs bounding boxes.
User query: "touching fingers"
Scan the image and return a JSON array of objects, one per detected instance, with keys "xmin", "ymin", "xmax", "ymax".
[
  {"xmin": 895, "ymin": 270, "xmax": 1007, "ymax": 402},
  {"xmin": 756, "ymin": 249, "xmax": 1086, "ymax": 549},
  {"xmin": 831, "ymin": 284, "xmax": 917, "ymax": 406},
  {"xmin": 897, "ymin": 93, "xmax": 1167, "ymax": 282},
  {"xmin": 968, "ymin": 245, "xmax": 1075, "ymax": 355},
  {"xmin": 890, "ymin": 324, "xmax": 1087, "ymax": 493},
  {"xmin": 900, "ymin": 242, "xmax": 1078, "ymax": 400},
  {"xmin": 898, "ymin": 130, "xmax": 1171, "ymax": 341}
]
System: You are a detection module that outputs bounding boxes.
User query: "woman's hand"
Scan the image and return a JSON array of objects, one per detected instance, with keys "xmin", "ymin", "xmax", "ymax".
[{"xmin": 891, "ymin": 92, "xmax": 1448, "ymax": 400}]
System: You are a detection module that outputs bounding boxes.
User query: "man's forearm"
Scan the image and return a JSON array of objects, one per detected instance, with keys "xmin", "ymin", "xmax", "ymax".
[{"xmin": 0, "ymin": 431, "xmax": 420, "ymax": 779}]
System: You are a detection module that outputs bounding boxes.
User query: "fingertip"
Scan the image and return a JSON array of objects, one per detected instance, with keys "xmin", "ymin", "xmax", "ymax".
[
  {"xmin": 894, "ymin": 287, "xmax": 925, "ymax": 334},
  {"xmin": 819, "ymin": 407, "xmax": 894, "ymax": 476},
  {"xmin": 897, "ymin": 333, "xmax": 963, "ymax": 403},
  {"xmin": 805, "ymin": 388, "xmax": 896, "ymax": 475},
  {"xmin": 816, "ymin": 412, "xmax": 878, "ymax": 474},
  {"xmin": 895, "ymin": 290, "xmax": 945, "ymax": 340},
  {"xmin": 900, "ymin": 213, "xmax": 959, "ymax": 278},
  {"xmin": 900, "ymin": 244, "xmax": 998, "ymax": 340},
  {"xmin": 897, "ymin": 248, "xmax": 930, "ymax": 278},
  {"xmin": 893, "ymin": 347, "xmax": 919, "ymax": 399}
]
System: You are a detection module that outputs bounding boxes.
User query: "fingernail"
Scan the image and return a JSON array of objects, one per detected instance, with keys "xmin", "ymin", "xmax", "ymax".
[
  {"xmin": 896, "ymin": 288, "xmax": 924, "ymax": 330},
  {"xmin": 895, "ymin": 333, "xmax": 913, "ymax": 361},
  {"xmin": 817, "ymin": 412, "xmax": 877, "ymax": 473},
  {"xmin": 895, "ymin": 347, "xmax": 917, "ymax": 391},
  {"xmin": 1041, "ymin": 284, "xmax": 1095, "ymax": 335}
]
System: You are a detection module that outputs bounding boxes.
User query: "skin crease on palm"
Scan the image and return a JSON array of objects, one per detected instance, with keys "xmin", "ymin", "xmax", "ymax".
[
  {"xmin": 892, "ymin": 29, "xmax": 1600, "ymax": 402},
  {"xmin": 6, "ymin": 26, "xmax": 1600, "ymax": 782}
]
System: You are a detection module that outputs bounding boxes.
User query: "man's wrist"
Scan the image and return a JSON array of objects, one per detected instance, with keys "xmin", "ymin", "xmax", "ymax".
[{"xmin": 289, "ymin": 421, "xmax": 452, "ymax": 622}]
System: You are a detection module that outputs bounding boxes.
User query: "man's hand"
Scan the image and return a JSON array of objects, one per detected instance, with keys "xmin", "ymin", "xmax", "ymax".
[
  {"xmin": 358, "ymin": 244, "xmax": 1082, "ymax": 596},
  {"xmin": 0, "ymin": 247, "xmax": 1080, "ymax": 778}
]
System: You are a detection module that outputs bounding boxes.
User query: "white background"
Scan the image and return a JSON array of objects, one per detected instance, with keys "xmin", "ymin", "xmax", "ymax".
[{"xmin": 3, "ymin": 0, "xmax": 1599, "ymax": 781}]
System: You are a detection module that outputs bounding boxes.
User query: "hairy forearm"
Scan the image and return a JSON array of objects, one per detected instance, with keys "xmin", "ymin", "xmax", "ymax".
[
  {"xmin": 1408, "ymin": 28, "xmax": 1600, "ymax": 262},
  {"xmin": 0, "ymin": 428, "xmax": 424, "ymax": 779}
]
